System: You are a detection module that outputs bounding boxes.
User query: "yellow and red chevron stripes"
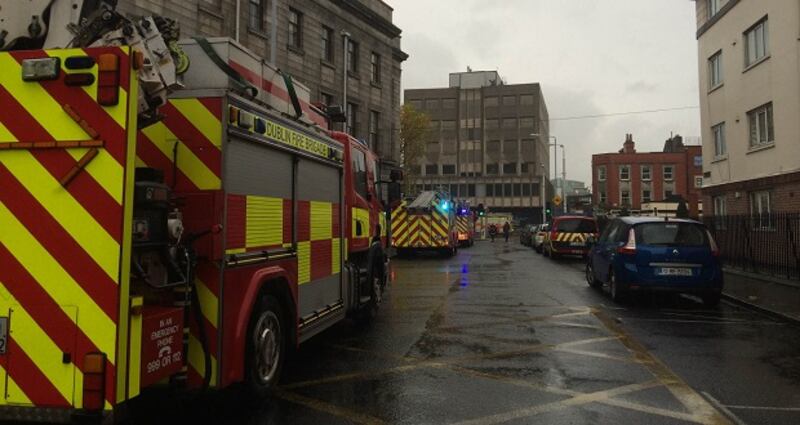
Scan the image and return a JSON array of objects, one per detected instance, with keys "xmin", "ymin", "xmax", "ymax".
[
  {"xmin": 552, "ymin": 232, "xmax": 592, "ymax": 243},
  {"xmin": 137, "ymin": 97, "xmax": 222, "ymax": 191},
  {"xmin": 0, "ymin": 47, "xmax": 138, "ymax": 408},
  {"xmin": 393, "ymin": 211, "xmax": 451, "ymax": 248}
]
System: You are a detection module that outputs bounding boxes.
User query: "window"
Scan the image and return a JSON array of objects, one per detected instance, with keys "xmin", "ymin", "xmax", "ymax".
[
  {"xmin": 347, "ymin": 39, "xmax": 359, "ymax": 73},
  {"xmin": 642, "ymin": 189, "xmax": 652, "ymax": 203},
  {"xmin": 486, "ymin": 184, "xmax": 494, "ymax": 197},
  {"xmin": 750, "ymin": 190, "xmax": 773, "ymax": 229},
  {"xmin": 503, "ymin": 162, "xmax": 517, "ymax": 174},
  {"xmin": 409, "ymin": 100, "xmax": 423, "ymax": 110},
  {"xmin": 664, "ymin": 189, "xmax": 673, "ymax": 199},
  {"xmin": 641, "ymin": 165, "xmax": 651, "ymax": 181},
  {"xmin": 442, "ymin": 98, "xmax": 456, "ymax": 109},
  {"xmin": 351, "ymin": 147, "xmax": 367, "ymax": 198},
  {"xmin": 709, "ymin": 50, "xmax": 723, "ymax": 88},
  {"xmin": 663, "ymin": 165, "xmax": 674, "ymax": 181},
  {"xmin": 368, "ymin": 110, "xmax": 380, "ymax": 150},
  {"xmin": 248, "ymin": 0, "xmax": 264, "ymax": 30},
  {"xmin": 502, "ymin": 118, "xmax": 517, "ymax": 129},
  {"xmin": 520, "ymin": 95, "xmax": 534, "ymax": 105},
  {"xmin": 713, "ymin": 196, "xmax": 727, "ymax": 216},
  {"xmin": 513, "ymin": 184, "xmax": 522, "ymax": 197},
  {"xmin": 502, "ymin": 96, "xmax": 516, "ymax": 106},
  {"xmin": 621, "ymin": 190, "xmax": 631, "ymax": 206},
  {"xmin": 442, "ymin": 164, "xmax": 456, "ymax": 175},
  {"xmin": 370, "ymin": 52, "xmax": 381, "ymax": 84},
  {"xmin": 425, "ymin": 164, "xmax": 438, "ymax": 175},
  {"xmin": 694, "ymin": 176, "xmax": 703, "ymax": 188},
  {"xmin": 320, "ymin": 92, "xmax": 333, "ymax": 107},
  {"xmin": 522, "ymin": 184, "xmax": 531, "ymax": 196},
  {"xmin": 708, "ymin": 0, "xmax": 721, "ymax": 17},
  {"xmin": 485, "ymin": 119, "xmax": 499, "ymax": 129},
  {"xmin": 288, "ymin": 8, "xmax": 302, "ymax": 49},
  {"xmin": 468, "ymin": 184, "xmax": 476, "ymax": 197},
  {"xmin": 712, "ymin": 122, "xmax": 726, "ymax": 157},
  {"xmin": 598, "ymin": 166, "xmax": 606, "ymax": 181},
  {"xmin": 504, "ymin": 183, "xmax": 512, "ymax": 197},
  {"xmin": 599, "ymin": 191, "xmax": 607, "ymax": 204},
  {"xmin": 346, "ymin": 102, "xmax": 358, "ymax": 135},
  {"xmin": 748, "ymin": 103, "xmax": 774, "ymax": 148},
  {"xmin": 745, "ymin": 18, "xmax": 769, "ymax": 67},
  {"xmin": 619, "ymin": 165, "xmax": 630, "ymax": 181},
  {"xmin": 520, "ymin": 163, "xmax": 529, "ymax": 173},
  {"xmin": 485, "ymin": 97, "xmax": 498, "ymax": 107},
  {"xmin": 519, "ymin": 117, "xmax": 535, "ymax": 128},
  {"xmin": 441, "ymin": 120, "xmax": 456, "ymax": 130},
  {"xmin": 486, "ymin": 164, "xmax": 499, "ymax": 175},
  {"xmin": 321, "ymin": 26, "xmax": 334, "ymax": 62},
  {"xmin": 636, "ymin": 223, "xmax": 708, "ymax": 247}
]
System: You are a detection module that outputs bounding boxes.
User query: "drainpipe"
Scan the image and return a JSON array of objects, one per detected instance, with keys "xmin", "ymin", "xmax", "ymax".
[
  {"xmin": 341, "ymin": 30, "xmax": 351, "ymax": 131},
  {"xmin": 269, "ymin": 0, "xmax": 278, "ymax": 64},
  {"xmin": 235, "ymin": 0, "xmax": 241, "ymax": 42}
]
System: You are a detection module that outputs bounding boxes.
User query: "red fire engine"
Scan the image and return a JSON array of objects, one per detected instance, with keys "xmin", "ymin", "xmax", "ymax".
[{"xmin": 0, "ymin": 3, "xmax": 399, "ymax": 422}]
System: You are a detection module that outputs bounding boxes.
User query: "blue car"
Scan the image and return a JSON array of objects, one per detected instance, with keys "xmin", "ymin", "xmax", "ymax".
[{"xmin": 585, "ymin": 217, "xmax": 723, "ymax": 306}]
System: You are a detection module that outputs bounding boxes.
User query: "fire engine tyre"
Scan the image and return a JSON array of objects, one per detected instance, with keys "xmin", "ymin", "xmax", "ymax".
[{"xmin": 245, "ymin": 295, "xmax": 285, "ymax": 399}]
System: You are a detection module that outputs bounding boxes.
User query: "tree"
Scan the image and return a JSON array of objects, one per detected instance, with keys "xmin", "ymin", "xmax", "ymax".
[{"xmin": 399, "ymin": 104, "xmax": 430, "ymax": 193}]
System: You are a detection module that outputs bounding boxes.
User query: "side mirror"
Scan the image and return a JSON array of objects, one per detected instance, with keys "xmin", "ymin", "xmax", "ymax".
[{"xmin": 387, "ymin": 182, "xmax": 402, "ymax": 206}]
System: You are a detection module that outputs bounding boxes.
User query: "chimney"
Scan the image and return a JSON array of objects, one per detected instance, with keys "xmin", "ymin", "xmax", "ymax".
[{"xmin": 622, "ymin": 133, "xmax": 636, "ymax": 154}]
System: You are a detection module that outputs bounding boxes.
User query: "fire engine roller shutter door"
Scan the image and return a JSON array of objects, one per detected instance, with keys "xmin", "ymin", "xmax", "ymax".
[{"xmin": 296, "ymin": 157, "xmax": 342, "ymax": 318}]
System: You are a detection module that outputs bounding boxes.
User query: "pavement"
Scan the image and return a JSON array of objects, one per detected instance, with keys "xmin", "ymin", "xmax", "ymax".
[
  {"xmin": 721, "ymin": 268, "xmax": 800, "ymax": 322},
  {"xmin": 128, "ymin": 240, "xmax": 800, "ymax": 425}
]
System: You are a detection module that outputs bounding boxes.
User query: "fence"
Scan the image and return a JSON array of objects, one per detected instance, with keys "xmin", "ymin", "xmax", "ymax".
[{"xmin": 703, "ymin": 213, "xmax": 800, "ymax": 280}]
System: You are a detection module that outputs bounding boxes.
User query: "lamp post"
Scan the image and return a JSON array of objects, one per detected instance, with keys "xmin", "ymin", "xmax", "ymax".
[
  {"xmin": 539, "ymin": 163, "xmax": 547, "ymax": 224},
  {"xmin": 530, "ymin": 134, "xmax": 565, "ymax": 215}
]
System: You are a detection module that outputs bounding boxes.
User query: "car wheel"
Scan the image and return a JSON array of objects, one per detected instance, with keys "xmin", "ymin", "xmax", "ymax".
[
  {"xmin": 245, "ymin": 295, "xmax": 285, "ymax": 399},
  {"xmin": 586, "ymin": 262, "xmax": 601, "ymax": 288},
  {"xmin": 609, "ymin": 271, "xmax": 625, "ymax": 303},
  {"xmin": 702, "ymin": 292, "xmax": 721, "ymax": 308}
]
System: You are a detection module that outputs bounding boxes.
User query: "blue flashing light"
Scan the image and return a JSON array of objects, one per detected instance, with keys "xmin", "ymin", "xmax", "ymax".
[{"xmin": 440, "ymin": 200, "xmax": 449, "ymax": 211}]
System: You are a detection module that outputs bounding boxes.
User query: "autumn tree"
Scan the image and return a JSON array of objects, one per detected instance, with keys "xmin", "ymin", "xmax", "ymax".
[{"xmin": 399, "ymin": 104, "xmax": 430, "ymax": 193}]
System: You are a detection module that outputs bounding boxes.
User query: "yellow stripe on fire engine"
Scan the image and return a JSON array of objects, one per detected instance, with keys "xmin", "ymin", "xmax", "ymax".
[
  {"xmin": 352, "ymin": 207, "xmax": 370, "ymax": 239},
  {"xmin": 246, "ymin": 196, "xmax": 283, "ymax": 248},
  {"xmin": 0, "ymin": 56, "xmax": 125, "ymax": 203},
  {"xmin": 0, "ymin": 364, "xmax": 31, "ymax": 405},
  {"xmin": 0, "ymin": 121, "xmax": 16, "ymax": 143},
  {"xmin": 0, "ymin": 203, "xmax": 117, "ymax": 361},
  {"xmin": 195, "ymin": 278, "xmax": 219, "ymax": 326},
  {"xmin": 297, "ymin": 241, "xmax": 311, "ymax": 285},
  {"xmin": 170, "ymin": 99, "xmax": 222, "ymax": 148},
  {"xmin": 310, "ymin": 201, "xmax": 332, "ymax": 242},
  {"xmin": 140, "ymin": 123, "xmax": 221, "ymax": 190},
  {"xmin": 0, "ymin": 287, "xmax": 80, "ymax": 406},
  {"xmin": 332, "ymin": 238, "xmax": 341, "ymax": 274},
  {"xmin": 0, "ymin": 151, "xmax": 121, "ymax": 280},
  {"xmin": 188, "ymin": 334, "xmax": 217, "ymax": 386}
]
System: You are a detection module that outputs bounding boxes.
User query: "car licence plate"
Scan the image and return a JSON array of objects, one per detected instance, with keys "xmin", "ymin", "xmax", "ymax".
[
  {"xmin": 569, "ymin": 242, "xmax": 584, "ymax": 247},
  {"xmin": 0, "ymin": 317, "xmax": 7, "ymax": 354},
  {"xmin": 657, "ymin": 267, "xmax": 693, "ymax": 277}
]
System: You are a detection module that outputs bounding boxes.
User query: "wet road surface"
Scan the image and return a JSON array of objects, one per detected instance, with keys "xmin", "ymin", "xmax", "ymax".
[{"xmin": 133, "ymin": 241, "xmax": 800, "ymax": 425}]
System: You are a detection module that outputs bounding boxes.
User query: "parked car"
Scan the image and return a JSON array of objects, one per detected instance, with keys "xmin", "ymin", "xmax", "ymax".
[
  {"xmin": 585, "ymin": 217, "xmax": 723, "ymax": 306},
  {"xmin": 533, "ymin": 223, "xmax": 549, "ymax": 253},
  {"xmin": 519, "ymin": 224, "xmax": 537, "ymax": 246},
  {"xmin": 543, "ymin": 216, "xmax": 599, "ymax": 258}
]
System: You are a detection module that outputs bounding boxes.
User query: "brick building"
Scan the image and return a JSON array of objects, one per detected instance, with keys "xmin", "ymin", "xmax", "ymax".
[
  {"xmin": 118, "ymin": 0, "xmax": 407, "ymax": 162},
  {"xmin": 404, "ymin": 71, "xmax": 550, "ymax": 223},
  {"xmin": 592, "ymin": 134, "xmax": 704, "ymax": 217},
  {"xmin": 695, "ymin": 0, "xmax": 800, "ymax": 216}
]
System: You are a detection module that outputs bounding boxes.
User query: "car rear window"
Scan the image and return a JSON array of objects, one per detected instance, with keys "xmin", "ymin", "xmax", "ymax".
[
  {"xmin": 555, "ymin": 219, "xmax": 596, "ymax": 233},
  {"xmin": 635, "ymin": 223, "xmax": 708, "ymax": 247}
]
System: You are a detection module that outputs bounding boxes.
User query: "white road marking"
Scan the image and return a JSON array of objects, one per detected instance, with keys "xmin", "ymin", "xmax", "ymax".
[{"xmin": 701, "ymin": 391, "xmax": 749, "ymax": 425}]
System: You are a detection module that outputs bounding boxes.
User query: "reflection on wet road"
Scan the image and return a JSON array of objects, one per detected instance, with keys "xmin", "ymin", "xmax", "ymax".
[{"xmin": 133, "ymin": 241, "xmax": 800, "ymax": 425}]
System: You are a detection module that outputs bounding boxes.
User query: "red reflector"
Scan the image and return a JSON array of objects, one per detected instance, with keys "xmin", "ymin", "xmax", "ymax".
[
  {"xmin": 82, "ymin": 352, "xmax": 106, "ymax": 411},
  {"xmin": 83, "ymin": 373, "xmax": 104, "ymax": 391},
  {"xmin": 96, "ymin": 54, "xmax": 119, "ymax": 106},
  {"xmin": 83, "ymin": 391, "xmax": 104, "ymax": 411},
  {"xmin": 64, "ymin": 73, "xmax": 95, "ymax": 86}
]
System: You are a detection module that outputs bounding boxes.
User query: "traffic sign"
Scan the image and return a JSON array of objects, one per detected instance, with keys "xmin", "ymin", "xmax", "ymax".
[{"xmin": 552, "ymin": 195, "xmax": 562, "ymax": 206}]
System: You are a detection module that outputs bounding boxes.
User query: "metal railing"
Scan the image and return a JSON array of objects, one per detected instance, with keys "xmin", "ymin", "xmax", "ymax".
[{"xmin": 703, "ymin": 213, "xmax": 800, "ymax": 280}]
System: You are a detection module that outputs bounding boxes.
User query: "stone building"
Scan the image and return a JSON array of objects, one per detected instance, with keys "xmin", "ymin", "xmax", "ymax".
[
  {"xmin": 118, "ymin": 0, "xmax": 407, "ymax": 162},
  {"xmin": 695, "ymin": 0, "xmax": 800, "ymax": 216},
  {"xmin": 404, "ymin": 71, "xmax": 550, "ymax": 223}
]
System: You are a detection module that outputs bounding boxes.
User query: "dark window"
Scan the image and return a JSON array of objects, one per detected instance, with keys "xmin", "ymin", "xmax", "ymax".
[
  {"xmin": 513, "ymin": 184, "xmax": 522, "ymax": 196},
  {"xmin": 599, "ymin": 221, "xmax": 619, "ymax": 243},
  {"xmin": 522, "ymin": 184, "xmax": 531, "ymax": 196},
  {"xmin": 459, "ymin": 184, "xmax": 467, "ymax": 196},
  {"xmin": 504, "ymin": 183, "xmax": 512, "ymax": 197},
  {"xmin": 424, "ymin": 184, "xmax": 432, "ymax": 191},
  {"xmin": 468, "ymin": 184, "xmax": 476, "ymax": 197},
  {"xmin": 494, "ymin": 183, "xmax": 502, "ymax": 197},
  {"xmin": 531, "ymin": 183, "xmax": 540, "ymax": 195},
  {"xmin": 486, "ymin": 163, "xmax": 499, "ymax": 175},
  {"xmin": 425, "ymin": 164, "xmax": 438, "ymax": 175},
  {"xmin": 346, "ymin": 102, "xmax": 358, "ymax": 135},
  {"xmin": 503, "ymin": 162, "xmax": 517, "ymax": 174},
  {"xmin": 554, "ymin": 219, "xmax": 597, "ymax": 233},
  {"xmin": 370, "ymin": 52, "xmax": 381, "ymax": 84},
  {"xmin": 369, "ymin": 110, "xmax": 380, "ymax": 150},
  {"xmin": 442, "ymin": 164, "xmax": 456, "ymax": 175},
  {"xmin": 248, "ymin": 0, "xmax": 264, "ymax": 30},
  {"xmin": 288, "ymin": 8, "xmax": 302, "ymax": 49},
  {"xmin": 449, "ymin": 184, "xmax": 458, "ymax": 196},
  {"xmin": 347, "ymin": 39, "xmax": 359, "ymax": 73},
  {"xmin": 486, "ymin": 184, "xmax": 494, "ymax": 196},
  {"xmin": 351, "ymin": 147, "xmax": 367, "ymax": 198},
  {"xmin": 321, "ymin": 92, "xmax": 333, "ymax": 107},
  {"xmin": 634, "ymin": 223, "xmax": 708, "ymax": 247},
  {"xmin": 321, "ymin": 26, "xmax": 334, "ymax": 61}
]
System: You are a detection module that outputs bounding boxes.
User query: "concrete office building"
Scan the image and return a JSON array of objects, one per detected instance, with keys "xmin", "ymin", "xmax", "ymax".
[
  {"xmin": 119, "ymin": 0, "xmax": 407, "ymax": 162},
  {"xmin": 404, "ymin": 71, "xmax": 550, "ymax": 223},
  {"xmin": 695, "ymin": 0, "xmax": 800, "ymax": 216}
]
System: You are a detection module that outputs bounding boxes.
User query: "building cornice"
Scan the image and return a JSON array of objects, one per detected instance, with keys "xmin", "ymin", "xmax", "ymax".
[
  {"xmin": 330, "ymin": 0, "xmax": 402, "ymax": 39},
  {"xmin": 697, "ymin": 0, "xmax": 740, "ymax": 39}
]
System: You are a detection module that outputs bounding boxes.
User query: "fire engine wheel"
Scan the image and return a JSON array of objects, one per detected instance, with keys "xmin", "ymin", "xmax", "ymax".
[{"xmin": 245, "ymin": 295, "xmax": 285, "ymax": 398}]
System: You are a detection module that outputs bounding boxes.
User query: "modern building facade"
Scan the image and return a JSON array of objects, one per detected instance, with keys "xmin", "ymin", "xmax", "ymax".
[
  {"xmin": 695, "ymin": 0, "xmax": 800, "ymax": 216},
  {"xmin": 118, "ymin": 0, "xmax": 407, "ymax": 162},
  {"xmin": 404, "ymin": 71, "xmax": 550, "ymax": 223},
  {"xmin": 592, "ymin": 134, "xmax": 704, "ymax": 217}
]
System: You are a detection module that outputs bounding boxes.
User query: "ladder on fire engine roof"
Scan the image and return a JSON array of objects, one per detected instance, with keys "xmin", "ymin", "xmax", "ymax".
[{"xmin": 408, "ymin": 191, "xmax": 443, "ymax": 213}]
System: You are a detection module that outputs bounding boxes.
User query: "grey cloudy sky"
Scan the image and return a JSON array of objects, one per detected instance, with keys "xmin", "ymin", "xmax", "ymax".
[{"xmin": 390, "ymin": 0, "xmax": 701, "ymax": 184}]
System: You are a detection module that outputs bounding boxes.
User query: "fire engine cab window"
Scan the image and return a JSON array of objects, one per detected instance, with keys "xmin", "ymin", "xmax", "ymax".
[{"xmin": 352, "ymin": 147, "xmax": 368, "ymax": 198}]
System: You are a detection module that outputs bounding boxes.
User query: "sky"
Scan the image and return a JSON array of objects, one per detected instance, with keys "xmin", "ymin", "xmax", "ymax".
[{"xmin": 390, "ymin": 0, "xmax": 701, "ymax": 185}]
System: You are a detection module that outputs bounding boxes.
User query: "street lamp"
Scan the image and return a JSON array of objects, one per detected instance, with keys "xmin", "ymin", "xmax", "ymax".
[{"xmin": 530, "ymin": 133, "xmax": 566, "ymax": 215}]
